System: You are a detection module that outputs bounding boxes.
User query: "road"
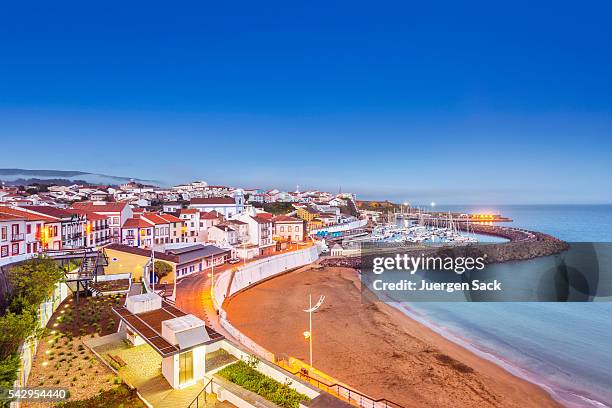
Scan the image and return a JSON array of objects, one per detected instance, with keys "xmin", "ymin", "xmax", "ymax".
[{"xmin": 175, "ymin": 242, "xmax": 315, "ymax": 339}]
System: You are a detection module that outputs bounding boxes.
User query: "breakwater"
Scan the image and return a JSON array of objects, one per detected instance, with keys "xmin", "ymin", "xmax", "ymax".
[{"xmin": 320, "ymin": 224, "xmax": 569, "ymax": 268}]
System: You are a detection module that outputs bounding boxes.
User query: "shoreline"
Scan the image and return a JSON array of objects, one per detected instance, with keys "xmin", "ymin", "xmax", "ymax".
[
  {"xmin": 224, "ymin": 265, "xmax": 562, "ymax": 408},
  {"xmin": 391, "ymin": 302, "xmax": 607, "ymax": 408}
]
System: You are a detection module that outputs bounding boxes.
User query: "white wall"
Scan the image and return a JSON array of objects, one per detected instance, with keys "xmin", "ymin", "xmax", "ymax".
[
  {"xmin": 309, "ymin": 218, "xmax": 367, "ymax": 235},
  {"xmin": 212, "ymin": 246, "xmax": 319, "ymax": 310}
]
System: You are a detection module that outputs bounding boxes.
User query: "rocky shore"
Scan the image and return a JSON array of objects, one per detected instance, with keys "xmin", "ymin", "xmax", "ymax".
[{"xmin": 320, "ymin": 224, "xmax": 569, "ymax": 269}]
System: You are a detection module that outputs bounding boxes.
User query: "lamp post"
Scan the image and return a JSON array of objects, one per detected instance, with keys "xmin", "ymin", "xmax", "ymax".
[{"xmin": 303, "ymin": 294, "xmax": 325, "ymax": 368}]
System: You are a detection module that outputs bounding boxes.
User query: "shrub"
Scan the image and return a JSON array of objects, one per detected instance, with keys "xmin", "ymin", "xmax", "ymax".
[{"xmin": 217, "ymin": 361, "xmax": 309, "ymax": 408}]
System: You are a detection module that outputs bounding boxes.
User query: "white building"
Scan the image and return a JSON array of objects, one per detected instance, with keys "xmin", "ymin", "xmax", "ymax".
[{"xmin": 188, "ymin": 190, "xmax": 244, "ymax": 217}]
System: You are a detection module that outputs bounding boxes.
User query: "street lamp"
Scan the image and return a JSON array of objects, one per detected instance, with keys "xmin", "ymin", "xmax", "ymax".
[{"xmin": 303, "ymin": 294, "xmax": 325, "ymax": 368}]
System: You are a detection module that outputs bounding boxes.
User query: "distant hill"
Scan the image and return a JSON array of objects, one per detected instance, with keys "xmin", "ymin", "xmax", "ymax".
[{"xmin": 0, "ymin": 169, "xmax": 160, "ymax": 187}]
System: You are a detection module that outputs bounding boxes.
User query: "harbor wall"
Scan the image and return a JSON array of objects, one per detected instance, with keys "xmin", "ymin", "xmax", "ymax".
[{"xmin": 320, "ymin": 225, "xmax": 569, "ymax": 269}]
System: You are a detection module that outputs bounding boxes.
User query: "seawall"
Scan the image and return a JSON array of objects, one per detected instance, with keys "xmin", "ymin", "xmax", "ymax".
[{"xmin": 320, "ymin": 224, "xmax": 569, "ymax": 269}]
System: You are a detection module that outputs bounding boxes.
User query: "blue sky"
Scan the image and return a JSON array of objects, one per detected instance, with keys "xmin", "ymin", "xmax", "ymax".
[{"xmin": 1, "ymin": 1, "xmax": 611, "ymax": 203}]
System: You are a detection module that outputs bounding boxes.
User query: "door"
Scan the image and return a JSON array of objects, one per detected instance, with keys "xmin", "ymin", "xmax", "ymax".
[{"xmin": 179, "ymin": 351, "xmax": 193, "ymax": 385}]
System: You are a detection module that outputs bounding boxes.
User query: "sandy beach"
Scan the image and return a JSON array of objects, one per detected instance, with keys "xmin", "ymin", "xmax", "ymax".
[{"xmin": 224, "ymin": 266, "xmax": 561, "ymax": 408}]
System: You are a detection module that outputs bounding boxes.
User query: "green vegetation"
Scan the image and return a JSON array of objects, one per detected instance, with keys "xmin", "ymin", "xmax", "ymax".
[
  {"xmin": 0, "ymin": 257, "xmax": 64, "ymax": 402},
  {"xmin": 153, "ymin": 261, "xmax": 172, "ymax": 281},
  {"xmin": 356, "ymin": 200, "xmax": 401, "ymax": 212},
  {"xmin": 218, "ymin": 361, "xmax": 310, "ymax": 408},
  {"xmin": 55, "ymin": 384, "xmax": 146, "ymax": 408},
  {"xmin": 63, "ymin": 259, "xmax": 82, "ymax": 273},
  {"xmin": 260, "ymin": 202, "xmax": 295, "ymax": 215}
]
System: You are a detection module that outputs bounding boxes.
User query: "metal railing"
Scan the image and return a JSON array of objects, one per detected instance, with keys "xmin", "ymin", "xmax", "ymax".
[
  {"xmin": 187, "ymin": 378, "xmax": 213, "ymax": 408},
  {"xmin": 10, "ymin": 233, "xmax": 25, "ymax": 241},
  {"xmin": 290, "ymin": 369, "xmax": 406, "ymax": 408}
]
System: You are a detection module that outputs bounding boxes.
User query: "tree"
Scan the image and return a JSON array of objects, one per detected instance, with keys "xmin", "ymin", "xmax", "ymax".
[
  {"xmin": 0, "ymin": 310, "xmax": 38, "ymax": 361},
  {"xmin": 6, "ymin": 257, "xmax": 64, "ymax": 314},
  {"xmin": 153, "ymin": 261, "xmax": 172, "ymax": 282}
]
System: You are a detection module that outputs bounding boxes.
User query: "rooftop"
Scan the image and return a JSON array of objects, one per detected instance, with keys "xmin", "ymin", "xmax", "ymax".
[
  {"xmin": 190, "ymin": 197, "xmax": 235, "ymax": 205},
  {"xmin": 72, "ymin": 201, "xmax": 129, "ymax": 212},
  {"xmin": 113, "ymin": 299, "xmax": 223, "ymax": 357}
]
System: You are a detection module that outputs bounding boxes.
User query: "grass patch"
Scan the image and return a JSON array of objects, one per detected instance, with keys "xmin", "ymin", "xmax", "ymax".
[{"xmin": 217, "ymin": 361, "xmax": 309, "ymax": 408}]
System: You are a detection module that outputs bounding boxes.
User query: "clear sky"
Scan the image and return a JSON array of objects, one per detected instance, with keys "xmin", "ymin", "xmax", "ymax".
[{"xmin": 1, "ymin": 1, "xmax": 611, "ymax": 204}]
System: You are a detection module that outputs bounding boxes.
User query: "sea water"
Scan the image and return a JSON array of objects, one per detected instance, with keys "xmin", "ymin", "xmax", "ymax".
[{"xmin": 401, "ymin": 205, "xmax": 612, "ymax": 407}]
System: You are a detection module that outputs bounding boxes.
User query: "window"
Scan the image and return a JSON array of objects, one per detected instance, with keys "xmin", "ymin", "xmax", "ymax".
[
  {"xmin": 288, "ymin": 226, "xmax": 292, "ymax": 232},
  {"xmin": 12, "ymin": 224, "xmax": 19, "ymax": 235},
  {"xmin": 295, "ymin": 226, "xmax": 300, "ymax": 232},
  {"xmin": 53, "ymin": 226, "xmax": 58, "ymax": 236},
  {"xmin": 26, "ymin": 224, "xmax": 31, "ymax": 234},
  {"xmin": 1, "ymin": 227, "xmax": 6, "ymax": 240},
  {"xmin": 11, "ymin": 243, "xmax": 19, "ymax": 255},
  {"xmin": 280, "ymin": 226, "xmax": 284, "ymax": 232},
  {"xmin": 1, "ymin": 245, "xmax": 8, "ymax": 257}
]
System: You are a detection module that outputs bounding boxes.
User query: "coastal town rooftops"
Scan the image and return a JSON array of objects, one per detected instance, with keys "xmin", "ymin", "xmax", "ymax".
[
  {"xmin": 0, "ymin": 213, "xmax": 25, "ymax": 221},
  {"xmin": 200, "ymin": 210, "xmax": 222, "ymax": 219},
  {"xmin": 212, "ymin": 224, "xmax": 235, "ymax": 232},
  {"xmin": 271, "ymin": 215, "xmax": 303, "ymax": 223},
  {"xmin": 123, "ymin": 218, "xmax": 153, "ymax": 229},
  {"xmin": 65, "ymin": 208, "xmax": 108, "ymax": 221},
  {"xmin": 71, "ymin": 201, "xmax": 129, "ymax": 213},
  {"xmin": 252, "ymin": 215, "xmax": 272, "ymax": 224},
  {"xmin": 22, "ymin": 205, "xmax": 78, "ymax": 220},
  {"xmin": 158, "ymin": 213, "xmax": 181, "ymax": 223},
  {"xmin": 0, "ymin": 206, "xmax": 56, "ymax": 222},
  {"xmin": 226, "ymin": 219, "xmax": 247, "ymax": 225},
  {"xmin": 190, "ymin": 197, "xmax": 235, "ymax": 205}
]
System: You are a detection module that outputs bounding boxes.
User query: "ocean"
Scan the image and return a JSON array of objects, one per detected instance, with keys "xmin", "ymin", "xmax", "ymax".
[{"xmin": 400, "ymin": 205, "xmax": 612, "ymax": 408}]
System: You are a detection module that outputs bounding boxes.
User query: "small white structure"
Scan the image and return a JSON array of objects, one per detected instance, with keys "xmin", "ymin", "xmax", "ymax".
[
  {"xmin": 126, "ymin": 292, "xmax": 162, "ymax": 314},
  {"xmin": 118, "ymin": 294, "xmax": 222, "ymax": 389},
  {"xmin": 162, "ymin": 315, "xmax": 210, "ymax": 348}
]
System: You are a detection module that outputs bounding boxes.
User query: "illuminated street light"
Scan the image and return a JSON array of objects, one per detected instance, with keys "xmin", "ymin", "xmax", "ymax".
[{"xmin": 303, "ymin": 294, "xmax": 325, "ymax": 368}]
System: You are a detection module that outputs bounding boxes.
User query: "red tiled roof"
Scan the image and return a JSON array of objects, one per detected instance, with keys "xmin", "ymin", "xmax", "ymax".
[
  {"xmin": 22, "ymin": 206, "xmax": 75, "ymax": 219},
  {"xmin": 0, "ymin": 207, "xmax": 55, "ymax": 222},
  {"xmin": 180, "ymin": 208, "xmax": 198, "ymax": 215},
  {"xmin": 255, "ymin": 212, "xmax": 273, "ymax": 220},
  {"xmin": 141, "ymin": 213, "xmax": 170, "ymax": 225},
  {"xmin": 200, "ymin": 211, "xmax": 221, "ymax": 220},
  {"xmin": 72, "ymin": 201, "xmax": 128, "ymax": 213},
  {"xmin": 123, "ymin": 218, "xmax": 153, "ymax": 228},
  {"xmin": 65, "ymin": 208, "xmax": 107, "ymax": 221},
  {"xmin": 0, "ymin": 213, "xmax": 25, "ymax": 221},
  {"xmin": 190, "ymin": 197, "xmax": 235, "ymax": 205},
  {"xmin": 271, "ymin": 215, "xmax": 303, "ymax": 223},
  {"xmin": 159, "ymin": 214, "xmax": 181, "ymax": 223},
  {"xmin": 252, "ymin": 215, "xmax": 272, "ymax": 224}
]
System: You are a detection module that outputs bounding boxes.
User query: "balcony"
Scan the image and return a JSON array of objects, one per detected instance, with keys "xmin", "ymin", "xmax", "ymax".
[{"xmin": 11, "ymin": 233, "xmax": 25, "ymax": 242}]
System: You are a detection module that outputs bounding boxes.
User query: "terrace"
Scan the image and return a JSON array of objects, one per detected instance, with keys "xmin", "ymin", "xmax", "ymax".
[{"xmin": 87, "ymin": 292, "xmax": 327, "ymax": 408}]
